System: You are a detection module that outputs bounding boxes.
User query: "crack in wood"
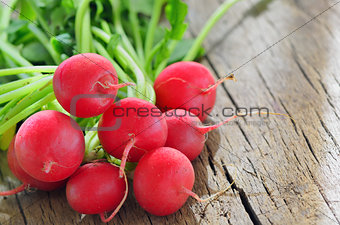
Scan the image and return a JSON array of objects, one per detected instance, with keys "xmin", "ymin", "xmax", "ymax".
[
  {"xmin": 331, "ymin": 72, "xmax": 340, "ymax": 85},
  {"xmin": 221, "ymin": 160, "xmax": 263, "ymax": 225},
  {"xmin": 197, "ymin": 154, "xmax": 213, "ymax": 196},
  {"xmin": 316, "ymin": 78, "xmax": 340, "ymax": 120},
  {"xmin": 304, "ymin": 163, "xmax": 340, "ymax": 224},
  {"xmin": 261, "ymin": 133, "xmax": 271, "ymax": 148},
  {"xmin": 146, "ymin": 214, "xmax": 153, "ymax": 225},
  {"xmin": 290, "ymin": 45, "xmax": 319, "ymax": 94},
  {"xmin": 309, "ymin": 57, "xmax": 340, "ymax": 121},
  {"xmin": 207, "ymin": 154, "xmax": 217, "ymax": 176},
  {"xmin": 46, "ymin": 192, "xmax": 56, "ymax": 217},
  {"xmin": 314, "ymin": 110, "xmax": 340, "ymax": 149},
  {"xmin": 255, "ymin": 66, "xmax": 276, "ymax": 101},
  {"xmin": 278, "ymin": 98, "xmax": 299, "ymax": 135},
  {"xmin": 246, "ymin": 157, "xmax": 278, "ymax": 207},
  {"xmin": 301, "ymin": 130, "xmax": 320, "ymax": 164},
  {"xmin": 292, "ymin": 150, "xmax": 303, "ymax": 168},
  {"xmin": 15, "ymin": 194, "xmax": 28, "ymax": 225}
]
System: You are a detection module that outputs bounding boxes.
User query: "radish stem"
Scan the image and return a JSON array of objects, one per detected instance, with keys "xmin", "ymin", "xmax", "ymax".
[
  {"xmin": 109, "ymin": 0, "xmax": 141, "ymax": 66},
  {"xmin": 0, "ymin": 0, "xmax": 18, "ymax": 41},
  {"xmin": 27, "ymin": 24, "xmax": 61, "ymax": 64},
  {"xmin": 184, "ymin": 0, "xmax": 241, "ymax": 61},
  {"xmin": 92, "ymin": 27, "xmax": 147, "ymax": 100},
  {"xmin": 93, "ymin": 41, "xmax": 135, "ymax": 98},
  {"xmin": 75, "ymin": 0, "xmax": 92, "ymax": 52},
  {"xmin": 0, "ymin": 40, "xmax": 39, "ymax": 77},
  {"xmin": 119, "ymin": 136, "xmax": 135, "ymax": 178},
  {"xmin": 0, "ymin": 97, "xmax": 21, "ymax": 121},
  {"xmin": 26, "ymin": 0, "xmax": 51, "ymax": 35},
  {"xmin": 0, "ymin": 66, "xmax": 56, "ymax": 76},
  {"xmin": 0, "ymin": 85, "xmax": 54, "ymax": 125},
  {"xmin": 0, "ymin": 92, "xmax": 55, "ymax": 135},
  {"xmin": 99, "ymin": 171, "xmax": 128, "ymax": 223},
  {"xmin": 154, "ymin": 40, "xmax": 178, "ymax": 78},
  {"xmin": 0, "ymin": 75, "xmax": 49, "ymax": 95},
  {"xmin": 128, "ymin": 0, "xmax": 144, "ymax": 63},
  {"xmin": 81, "ymin": 9, "xmax": 94, "ymax": 53},
  {"xmin": 0, "ymin": 77, "xmax": 52, "ymax": 104},
  {"xmin": 144, "ymin": 0, "xmax": 166, "ymax": 59}
]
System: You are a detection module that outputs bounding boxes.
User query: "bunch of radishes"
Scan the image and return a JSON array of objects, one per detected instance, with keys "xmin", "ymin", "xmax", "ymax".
[{"xmin": 0, "ymin": 53, "xmax": 238, "ymax": 222}]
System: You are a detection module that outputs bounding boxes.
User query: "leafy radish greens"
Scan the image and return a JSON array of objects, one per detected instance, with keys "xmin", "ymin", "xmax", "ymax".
[{"xmin": 0, "ymin": 0, "xmax": 241, "ymax": 154}]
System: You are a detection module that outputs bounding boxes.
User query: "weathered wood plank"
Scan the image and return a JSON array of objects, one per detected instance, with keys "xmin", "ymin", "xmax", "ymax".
[
  {"xmin": 1, "ymin": 0, "xmax": 340, "ymax": 224},
  {"xmin": 186, "ymin": 0, "xmax": 340, "ymax": 224}
]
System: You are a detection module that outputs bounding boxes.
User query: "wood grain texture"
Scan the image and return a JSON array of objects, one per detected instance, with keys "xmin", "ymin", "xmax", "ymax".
[{"xmin": 1, "ymin": 0, "xmax": 339, "ymax": 224}]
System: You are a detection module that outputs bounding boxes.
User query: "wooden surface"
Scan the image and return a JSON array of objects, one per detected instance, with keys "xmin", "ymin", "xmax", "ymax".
[{"xmin": 1, "ymin": 0, "xmax": 340, "ymax": 224}]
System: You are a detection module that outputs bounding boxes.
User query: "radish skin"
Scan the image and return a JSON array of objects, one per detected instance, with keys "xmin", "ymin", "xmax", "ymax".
[
  {"xmin": 98, "ymin": 97, "xmax": 168, "ymax": 175},
  {"xmin": 0, "ymin": 137, "xmax": 65, "ymax": 196},
  {"xmin": 133, "ymin": 147, "xmax": 195, "ymax": 216},
  {"xmin": 53, "ymin": 53, "xmax": 134, "ymax": 118},
  {"xmin": 66, "ymin": 162, "xmax": 128, "ymax": 222},
  {"xmin": 164, "ymin": 109, "xmax": 238, "ymax": 161},
  {"xmin": 15, "ymin": 110, "xmax": 85, "ymax": 182},
  {"xmin": 154, "ymin": 62, "xmax": 216, "ymax": 121}
]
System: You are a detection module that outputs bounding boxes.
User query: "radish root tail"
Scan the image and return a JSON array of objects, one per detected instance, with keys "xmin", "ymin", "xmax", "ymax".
[
  {"xmin": 202, "ymin": 74, "xmax": 236, "ymax": 94},
  {"xmin": 0, "ymin": 183, "xmax": 27, "ymax": 196},
  {"xmin": 108, "ymin": 82, "xmax": 136, "ymax": 90},
  {"xmin": 119, "ymin": 135, "xmax": 136, "ymax": 178},
  {"xmin": 90, "ymin": 81, "xmax": 135, "ymax": 92},
  {"xmin": 197, "ymin": 115, "xmax": 237, "ymax": 134},
  {"xmin": 182, "ymin": 163, "xmax": 238, "ymax": 203},
  {"xmin": 197, "ymin": 111, "xmax": 295, "ymax": 134},
  {"xmin": 99, "ymin": 171, "xmax": 128, "ymax": 223},
  {"xmin": 182, "ymin": 180, "xmax": 235, "ymax": 203}
]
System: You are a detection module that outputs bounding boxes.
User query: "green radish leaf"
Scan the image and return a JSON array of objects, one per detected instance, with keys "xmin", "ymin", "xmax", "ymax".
[
  {"xmin": 129, "ymin": 0, "xmax": 155, "ymax": 16},
  {"xmin": 60, "ymin": 54, "xmax": 69, "ymax": 61},
  {"xmin": 154, "ymin": 38, "xmax": 170, "ymax": 66},
  {"xmin": 153, "ymin": 27, "xmax": 166, "ymax": 46},
  {"xmin": 20, "ymin": 0, "xmax": 36, "ymax": 21},
  {"xmin": 51, "ymin": 33, "xmax": 73, "ymax": 55},
  {"xmin": 6, "ymin": 20, "xmax": 28, "ymax": 34},
  {"xmin": 51, "ymin": 37, "xmax": 64, "ymax": 54},
  {"xmin": 107, "ymin": 34, "xmax": 122, "ymax": 56},
  {"xmin": 50, "ymin": 7, "xmax": 67, "ymax": 32},
  {"xmin": 6, "ymin": 20, "xmax": 35, "ymax": 45},
  {"xmin": 94, "ymin": 0, "xmax": 104, "ymax": 22},
  {"xmin": 152, "ymin": 0, "xmax": 188, "ymax": 69},
  {"xmin": 21, "ymin": 42, "xmax": 51, "ymax": 63},
  {"xmin": 0, "ymin": 55, "xmax": 6, "ymax": 68},
  {"xmin": 168, "ymin": 39, "xmax": 205, "ymax": 63},
  {"xmin": 0, "ymin": 125, "xmax": 16, "ymax": 151},
  {"xmin": 165, "ymin": 0, "xmax": 188, "ymax": 40},
  {"xmin": 61, "ymin": 0, "xmax": 75, "ymax": 14},
  {"xmin": 34, "ymin": 0, "xmax": 58, "ymax": 9}
]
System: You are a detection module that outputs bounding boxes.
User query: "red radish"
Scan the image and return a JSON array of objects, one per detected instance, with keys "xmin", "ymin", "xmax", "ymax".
[
  {"xmin": 164, "ymin": 109, "xmax": 238, "ymax": 161},
  {"xmin": 154, "ymin": 61, "xmax": 235, "ymax": 121},
  {"xmin": 53, "ymin": 53, "xmax": 134, "ymax": 118},
  {"xmin": 133, "ymin": 147, "xmax": 195, "ymax": 216},
  {"xmin": 66, "ymin": 162, "xmax": 127, "ymax": 223},
  {"xmin": 15, "ymin": 110, "xmax": 85, "ymax": 182},
  {"xmin": 98, "ymin": 97, "xmax": 168, "ymax": 177},
  {"xmin": 0, "ymin": 137, "xmax": 65, "ymax": 196}
]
